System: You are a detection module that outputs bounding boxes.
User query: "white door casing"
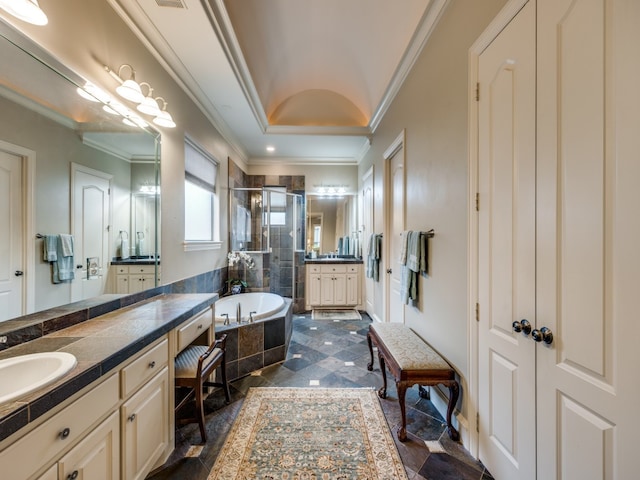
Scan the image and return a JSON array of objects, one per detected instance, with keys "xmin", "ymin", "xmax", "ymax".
[
  {"xmin": 477, "ymin": 2, "xmax": 536, "ymax": 478},
  {"xmin": 362, "ymin": 166, "xmax": 375, "ymax": 318},
  {"xmin": 71, "ymin": 163, "xmax": 111, "ymax": 302},
  {"xmin": 384, "ymin": 131, "xmax": 406, "ymax": 324}
]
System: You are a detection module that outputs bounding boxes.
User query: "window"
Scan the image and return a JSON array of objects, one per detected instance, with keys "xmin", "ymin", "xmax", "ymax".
[{"xmin": 184, "ymin": 138, "xmax": 220, "ymax": 250}]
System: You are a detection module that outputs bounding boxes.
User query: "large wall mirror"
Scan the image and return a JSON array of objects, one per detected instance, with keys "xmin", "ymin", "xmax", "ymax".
[
  {"xmin": 0, "ymin": 22, "xmax": 161, "ymax": 322},
  {"xmin": 306, "ymin": 195, "xmax": 359, "ymax": 257}
]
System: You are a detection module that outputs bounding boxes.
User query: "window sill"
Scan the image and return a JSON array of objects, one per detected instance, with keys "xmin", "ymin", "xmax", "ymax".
[{"xmin": 183, "ymin": 241, "xmax": 222, "ymax": 252}]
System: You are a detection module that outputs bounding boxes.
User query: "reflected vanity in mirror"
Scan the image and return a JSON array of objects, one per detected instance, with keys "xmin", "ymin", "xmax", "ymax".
[
  {"xmin": 0, "ymin": 22, "xmax": 161, "ymax": 322},
  {"xmin": 306, "ymin": 195, "xmax": 360, "ymax": 258}
]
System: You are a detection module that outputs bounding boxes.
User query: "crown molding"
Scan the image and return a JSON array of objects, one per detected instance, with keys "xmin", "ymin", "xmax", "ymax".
[
  {"xmin": 369, "ymin": 0, "xmax": 450, "ymax": 132},
  {"xmin": 107, "ymin": 0, "xmax": 249, "ymax": 163}
]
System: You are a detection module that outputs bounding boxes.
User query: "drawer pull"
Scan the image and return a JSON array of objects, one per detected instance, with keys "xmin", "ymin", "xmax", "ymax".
[
  {"xmin": 67, "ymin": 470, "xmax": 79, "ymax": 480},
  {"xmin": 128, "ymin": 413, "xmax": 137, "ymax": 422},
  {"xmin": 197, "ymin": 324, "xmax": 204, "ymax": 329},
  {"xmin": 59, "ymin": 427, "xmax": 71, "ymax": 439},
  {"xmin": 148, "ymin": 361, "xmax": 156, "ymax": 368}
]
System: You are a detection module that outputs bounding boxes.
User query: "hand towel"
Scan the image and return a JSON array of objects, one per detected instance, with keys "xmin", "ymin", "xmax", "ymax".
[
  {"xmin": 60, "ymin": 234, "xmax": 74, "ymax": 257},
  {"xmin": 43, "ymin": 235, "xmax": 57, "ymax": 262},
  {"xmin": 399, "ymin": 231, "xmax": 411, "ymax": 265},
  {"xmin": 53, "ymin": 234, "xmax": 75, "ymax": 283},
  {"xmin": 406, "ymin": 231, "xmax": 421, "ymax": 272}
]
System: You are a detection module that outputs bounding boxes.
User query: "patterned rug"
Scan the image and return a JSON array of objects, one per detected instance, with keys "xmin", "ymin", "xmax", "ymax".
[
  {"xmin": 207, "ymin": 388, "xmax": 408, "ymax": 479},
  {"xmin": 311, "ymin": 309, "xmax": 362, "ymax": 321}
]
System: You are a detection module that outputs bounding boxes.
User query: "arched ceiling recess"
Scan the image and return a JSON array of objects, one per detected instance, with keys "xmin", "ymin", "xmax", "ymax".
[{"xmin": 269, "ymin": 89, "xmax": 368, "ymax": 127}]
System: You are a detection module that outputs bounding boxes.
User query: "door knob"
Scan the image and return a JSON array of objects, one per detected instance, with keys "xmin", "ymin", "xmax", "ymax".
[
  {"xmin": 14, "ymin": 270, "xmax": 23, "ymax": 276},
  {"xmin": 512, "ymin": 319, "xmax": 532, "ymax": 335},
  {"xmin": 532, "ymin": 327, "xmax": 553, "ymax": 345},
  {"xmin": 386, "ymin": 268, "xmax": 392, "ymax": 274}
]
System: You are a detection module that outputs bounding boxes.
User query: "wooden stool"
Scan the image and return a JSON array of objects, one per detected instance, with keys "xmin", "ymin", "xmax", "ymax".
[{"xmin": 174, "ymin": 333, "xmax": 230, "ymax": 443}]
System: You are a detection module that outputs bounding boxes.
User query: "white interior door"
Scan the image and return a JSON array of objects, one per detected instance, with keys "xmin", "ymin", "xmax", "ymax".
[
  {"xmin": 385, "ymin": 134, "xmax": 405, "ymax": 324},
  {"xmin": 362, "ymin": 166, "xmax": 374, "ymax": 316},
  {"xmin": 0, "ymin": 150, "xmax": 23, "ymax": 321},
  {"xmin": 71, "ymin": 164, "xmax": 111, "ymax": 302},
  {"xmin": 477, "ymin": 2, "xmax": 536, "ymax": 479},
  {"xmin": 536, "ymin": 0, "xmax": 639, "ymax": 477}
]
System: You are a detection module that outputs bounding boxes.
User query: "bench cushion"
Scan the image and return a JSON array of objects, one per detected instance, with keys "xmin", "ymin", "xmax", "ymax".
[{"xmin": 370, "ymin": 323, "xmax": 450, "ymax": 371}]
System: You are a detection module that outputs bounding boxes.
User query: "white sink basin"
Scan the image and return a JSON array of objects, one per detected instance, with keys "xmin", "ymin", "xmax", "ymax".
[{"xmin": 0, "ymin": 352, "xmax": 77, "ymax": 405}]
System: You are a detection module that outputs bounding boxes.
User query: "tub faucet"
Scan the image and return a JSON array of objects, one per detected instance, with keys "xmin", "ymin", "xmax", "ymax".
[
  {"xmin": 221, "ymin": 313, "xmax": 230, "ymax": 326},
  {"xmin": 236, "ymin": 302, "xmax": 242, "ymax": 324},
  {"xmin": 249, "ymin": 311, "xmax": 257, "ymax": 323}
]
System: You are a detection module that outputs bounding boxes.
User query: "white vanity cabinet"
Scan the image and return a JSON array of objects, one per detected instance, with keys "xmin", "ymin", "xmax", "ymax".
[
  {"xmin": 306, "ymin": 263, "xmax": 362, "ymax": 310},
  {"xmin": 0, "ymin": 301, "xmax": 215, "ymax": 480},
  {"xmin": 112, "ymin": 264, "xmax": 161, "ymax": 294}
]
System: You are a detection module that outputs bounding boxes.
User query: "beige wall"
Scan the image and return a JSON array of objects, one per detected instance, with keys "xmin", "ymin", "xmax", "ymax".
[{"xmin": 358, "ymin": 0, "xmax": 507, "ymax": 412}]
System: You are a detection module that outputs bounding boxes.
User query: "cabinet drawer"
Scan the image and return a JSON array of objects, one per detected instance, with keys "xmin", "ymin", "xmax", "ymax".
[
  {"xmin": 121, "ymin": 338, "xmax": 168, "ymax": 398},
  {"xmin": 0, "ymin": 373, "xmax": 119, "ymax": 480},
  {"xmin": 307, "ymin": 265, "xmax": 321, "ymax": 274},
  {"xmin": 320, "ymin": 264, "xmax": 347, "ymax": 273},
  {"xmin": 128, "ymin": 265, "xmax": 156, "ymax": 275},
  {"xmin": 177, "ymin": 308, "xmax": 213, "ymax": 352},
  {"xmin": 115, "ymin": 266, "xmax": 129, "ymax": 274},
  {"xmin": 347, "ymin": 265, "xmax": 359, "ymax": 273}
]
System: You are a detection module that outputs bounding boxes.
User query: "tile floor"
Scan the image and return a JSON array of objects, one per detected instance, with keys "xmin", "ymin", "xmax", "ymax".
[{"xmin": 148, "ymin": 313, "xmax": 493, "ymax": 480}]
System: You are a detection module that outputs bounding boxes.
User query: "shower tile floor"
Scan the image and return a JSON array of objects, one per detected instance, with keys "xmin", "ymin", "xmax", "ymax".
[{"xmin": 148, "ymin": 313, "xmax": 493, "ymax": 480}]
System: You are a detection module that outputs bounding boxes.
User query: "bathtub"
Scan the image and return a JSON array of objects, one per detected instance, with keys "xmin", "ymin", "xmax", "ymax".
[{"xmin": 215, "ymin": 292, "xmax": 285, "ymax": 324}]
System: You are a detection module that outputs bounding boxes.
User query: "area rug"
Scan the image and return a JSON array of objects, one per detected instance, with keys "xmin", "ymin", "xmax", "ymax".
[
  {"xmin": 207, "ymin": 387, "xmax": 408, "ymax": 479},
  {"xmin": 312, "ymin": 309, "xmax": 362, "ymax": 321}
]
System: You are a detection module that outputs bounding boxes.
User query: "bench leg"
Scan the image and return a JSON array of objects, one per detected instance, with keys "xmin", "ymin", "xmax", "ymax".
[
  {"xmin": 366, "ymin": 332, "xmax": 375, "ymax": 371},
  {"xmin": 397, "ymin": 381, "xmax": 409, "ymax": 442},
  {"xmin": 377, "ymin": 353, "xmax": 387, "ymax": 399},
  {"xmin": 445, "ymin": 381, "xmax": 460, "ymax": 441}
]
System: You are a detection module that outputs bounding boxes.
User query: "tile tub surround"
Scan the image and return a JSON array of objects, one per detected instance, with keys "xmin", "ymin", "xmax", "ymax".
[
  {"xmin": 215, "ymin": 298, "xmax": 292, "ymax": 381},
  {"xmin": 0, "ymin": 293, "xmax": 218, "ymax": 443}
]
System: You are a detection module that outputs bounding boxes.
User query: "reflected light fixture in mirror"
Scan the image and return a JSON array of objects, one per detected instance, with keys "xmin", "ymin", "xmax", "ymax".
[{"xmin": 0, "ymin": 0, "xmax": 48, "ymax": 25}]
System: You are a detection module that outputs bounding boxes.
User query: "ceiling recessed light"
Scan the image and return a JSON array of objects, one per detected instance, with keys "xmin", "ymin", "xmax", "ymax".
[{"xmin": 266, "ymin": 146, "xmax": 275, "ymax": 152}]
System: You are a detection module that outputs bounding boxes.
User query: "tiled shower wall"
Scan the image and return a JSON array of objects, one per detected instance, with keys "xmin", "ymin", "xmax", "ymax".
[{"xmin": 228, "ymin": 160, "xmax": 306, "ymax": 313}]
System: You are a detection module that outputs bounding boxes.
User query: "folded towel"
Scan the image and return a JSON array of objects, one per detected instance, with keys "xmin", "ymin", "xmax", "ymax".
[
  {"xmin": 420, "ymin": 232, "xmax": 428, "ymax": 273},
  {"xmin": 60, "ymin": 234, "xmax": 74, "ymax": 257},
  {"xmin": 406, "ymin": 231, "xmax": 421, "ymax": 272},
  {"xmin": 366, "ymin": 233, "xmax": 382, "ymax": 281},
  {"xmin": 52, "ymin": 234, "xmax": 75, "ymax": 283},
  {"xmin": 43, "ymin": 235, "xmax": 57, "ymax": 262},
  {"xmin": 399, "ymin": 231, "xmax": 410, "ymax": 265}
]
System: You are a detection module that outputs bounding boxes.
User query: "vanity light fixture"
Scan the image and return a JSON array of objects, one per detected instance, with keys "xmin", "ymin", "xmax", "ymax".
[
  {"xmin": 266, "ymin": 145, "xmax": 275, "ymax": 152},
  {"xmin": 314, "ymin": 184, "xmax": 348, "ymax": 196},
  {"xmin": 104, "ymin": 64, "xmax": 145, "ymax": 103},
  {"xmin": 152, "ymin": 98, "xmax": 176, "ymax": 128},
  {"xmin": 136, "ymin": 83, "xmax": 161, "ymax": 116},
  {"xmin": 0, "ymin": 0, "xmax": 48, "ymax": 25}
]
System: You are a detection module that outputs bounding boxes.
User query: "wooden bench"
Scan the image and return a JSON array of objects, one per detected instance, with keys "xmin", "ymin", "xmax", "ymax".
[{"xmin": 367, "ymin": 323, "xmax": 460, "ymax": 442}]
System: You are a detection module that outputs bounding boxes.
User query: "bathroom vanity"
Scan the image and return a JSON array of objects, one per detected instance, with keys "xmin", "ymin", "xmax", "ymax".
[
  {"xmin": 109, "ymin": 260, "xmax": 162, "ymax": 294},
  {"xmin": 0, "ymin": 293, "xmax": 216, "ymax": 480},
  {"xmin": 305, "ymin": 258, "xmax": 363, "ymax": 311}
]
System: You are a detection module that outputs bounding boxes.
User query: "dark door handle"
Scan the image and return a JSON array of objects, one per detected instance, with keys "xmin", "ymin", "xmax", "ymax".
[
  {"xmin": 513, "ymin": 319, "xmax": 532, "ymax": 335},
  {"xmin": 76, "ymin": 264, "xmax": 83, "ymax": 269},
  {"xmin": 532, "ymin": 327, "xmax": 553, "ymax": 345},
  {"xmin": 14, "ymin": 270, "xmax": 23, "ymax": 276},
  {"xmin": 386, "ymin": 268, "xmax": 392, "ymax": 274}
]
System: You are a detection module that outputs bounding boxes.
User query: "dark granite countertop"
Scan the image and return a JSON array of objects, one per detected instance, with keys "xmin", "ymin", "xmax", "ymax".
[
  {"xmin": 305, "ymin": 257, "xmax": 364, "ymax": 264},
  {"xmin": 110, "ymin": 257, "xmax": 160, "ymax": 265},
  {"xmin": 0, "ymin": 293, "xmax": 217, "ymax": 443}
]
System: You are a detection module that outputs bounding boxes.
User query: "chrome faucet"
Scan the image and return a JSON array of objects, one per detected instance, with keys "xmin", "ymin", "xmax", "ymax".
[
  {"xmin": 249, "ymin": 311, "xmax": 257, "ymax": 323},
  {"xmin": 221, "ymin": 313, "xmax": 230, "ymax": 326},
  {"xmin": 236, "ymin": 302, "xmax": 242, "ymax": 324}
]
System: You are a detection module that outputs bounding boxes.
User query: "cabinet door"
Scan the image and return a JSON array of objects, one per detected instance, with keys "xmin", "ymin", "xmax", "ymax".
[
  {"xmin": 116, "ymin": 275, "xmax": 129, "ymax": 294},
  {"xmin": 121, "ymin": 368, "xmax": 169, "ymax": 480},
  {"xmin": 332, "ymin": 274, "xmax": 347, "ymax": 306},
  {"xmin": 58, "ymin": 411, "xmax": 120, "ymax": 480},
  {"xmin": 36, "ymin": 465, "xmax": 57, "ymax": 480},
  {"xmin": 320, "ymin": 274, "xmax": 335, "ymax": 305},
  {"xmin": 307, "ymin": 274, "xmax": 322, "ymax": 306},
  {"xmin": 346, "ymin": 274, "xmax": 359, "ymax": 306}
]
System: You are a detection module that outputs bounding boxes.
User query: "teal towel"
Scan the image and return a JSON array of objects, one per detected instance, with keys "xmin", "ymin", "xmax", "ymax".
[
  {"xmin": 52, "ymin": 234, "xmax": 75, "ymax": 283},
  {"xmin": 43, "ymin": 235, "xmax": 57, "ymax": 262}
]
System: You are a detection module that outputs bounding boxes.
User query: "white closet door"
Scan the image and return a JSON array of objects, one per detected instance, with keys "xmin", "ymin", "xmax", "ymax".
[
  {"xmin": 477, "ymin": 2, "xmax": 536, "ymax": 479},
  {"xmin": 536, "ymin": 0, "xmax": 640, "ymax": 478}
]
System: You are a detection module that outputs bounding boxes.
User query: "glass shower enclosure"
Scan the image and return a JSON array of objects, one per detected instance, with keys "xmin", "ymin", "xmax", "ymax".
[{"xmin": 229, "ymin": 187, "xmax": 304, "ymax": 301}]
